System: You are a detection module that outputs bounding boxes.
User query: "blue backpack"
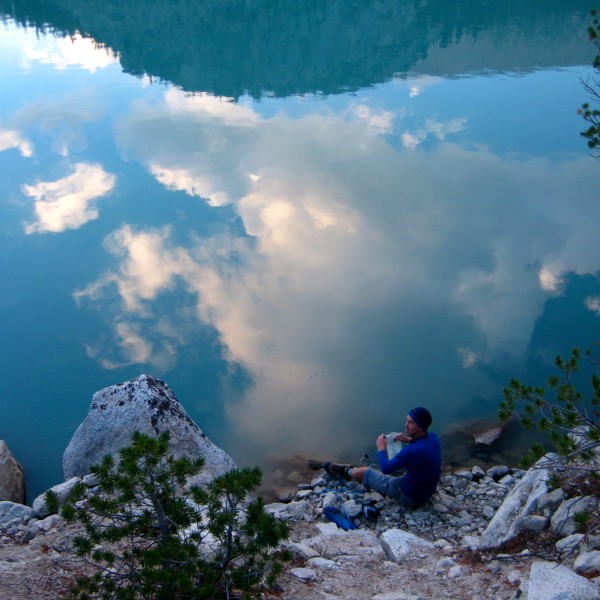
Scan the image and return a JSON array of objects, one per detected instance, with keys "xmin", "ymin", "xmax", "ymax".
[{"xmin": 322, "ymin": 505, "xmax": 357, "ymax": 531}]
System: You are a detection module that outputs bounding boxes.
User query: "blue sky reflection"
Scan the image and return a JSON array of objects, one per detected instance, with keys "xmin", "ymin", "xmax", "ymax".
[
  {"xmin": 74, "ymin": 83, "xmax": 600, "ymax": 460},
  {"xmin": 0, "ymin": 15, "xmax": 599, "ymax": 493}
]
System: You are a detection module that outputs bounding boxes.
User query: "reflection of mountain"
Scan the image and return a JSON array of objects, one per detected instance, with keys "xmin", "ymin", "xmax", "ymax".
[{"xmin": 1, "ymin": 0, "xmax": 594, "ymax": 97}]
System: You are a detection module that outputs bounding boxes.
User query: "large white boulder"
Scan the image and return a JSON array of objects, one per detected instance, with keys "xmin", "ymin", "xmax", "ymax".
[
  {"xmin": 380, "ymin": 529, "xmax": 435, "ymax": 563},
  {"xmin": 63, "ymin": 375, "xmax": 236, "ymax": 486},
  {"xmin": 32, "ymin": 477, "xmax": 82, "ymax": 518},
  {"xmin": 0, "ymin": 501, "xmax": 36, "ymax": 531},
  {"xmin": 551, "ymin": 495, "xmax": 598, "ymax": 537},
  {"xmin": 0, "ymin": 441, "xmax": 25, "ymax": 504},
  {"xmin": 525, "ymin": 560, "xmax": 600, "ymax": 600},
  {"xmin": 300, "ymin": 522, "xmax": 384, "ymax": 559},
  {"xmin": 479, "ymin": 456, "xmax": 551, "ymax": 549}
]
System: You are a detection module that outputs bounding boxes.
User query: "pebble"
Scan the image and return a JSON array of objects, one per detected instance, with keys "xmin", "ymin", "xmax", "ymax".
[{"xmin": 290, "ymin": 567, "xmax": 317, "ymax": 581}]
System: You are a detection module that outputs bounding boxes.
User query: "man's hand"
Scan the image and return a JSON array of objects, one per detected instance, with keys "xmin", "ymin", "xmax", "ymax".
[
  {"xmin": 375, "ymin": 434, "xmax": 387, "ymax": 451},
  {"xmin": 394, "ymin": 432, "xmax": 412, "ymax": 443}
]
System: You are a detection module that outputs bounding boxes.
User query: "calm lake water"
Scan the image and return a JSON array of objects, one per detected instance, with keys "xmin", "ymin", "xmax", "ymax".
[{"xmin": 1, "ymin": 1, "xmax": 599, "ymax": 501}]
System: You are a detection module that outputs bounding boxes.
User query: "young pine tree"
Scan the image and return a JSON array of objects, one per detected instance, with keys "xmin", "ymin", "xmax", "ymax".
[
  {"xmin": 46, "ymin": 431, "xmax": 290, "ymax": 599},
  {"xmin": 499, "ymin": 346, "xmax": 600, "ymax": 536}
]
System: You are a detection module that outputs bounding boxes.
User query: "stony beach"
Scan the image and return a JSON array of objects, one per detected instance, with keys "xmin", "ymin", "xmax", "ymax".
[{"xmin": 1, "ymin": 375, "xmax": 599, "ymax": 599}]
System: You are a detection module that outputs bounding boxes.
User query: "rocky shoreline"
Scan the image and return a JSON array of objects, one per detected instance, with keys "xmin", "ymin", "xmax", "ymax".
[
  {"xmin": 269, "ymin": 463, "xmax": 520, "ymax": 548},
  {"xmin": 1, "ymin": 375, "xmax": 599, "ymax": 599},
  {"xmin": 265, "ymin": 459, "xmax": 600, "ymax": 599}
]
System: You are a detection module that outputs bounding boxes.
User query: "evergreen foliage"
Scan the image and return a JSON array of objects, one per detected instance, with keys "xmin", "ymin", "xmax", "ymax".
[
  {"xmin": 45, "ymin": 431, "xmax": 290, "ymax": 599},
  {"xmin": 499, "ymin": 346, "xmax": 600, "ymax": 535},
  {"xmin": 499, "ymin": 346, "xmax": 600, "ymax": 470},
  {"xmin": 579, "ymin": 9, "xmax": 600, "ymax": 156}
]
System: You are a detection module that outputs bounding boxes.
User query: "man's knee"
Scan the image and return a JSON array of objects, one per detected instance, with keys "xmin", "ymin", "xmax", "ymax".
[{"xmin": 350, "ymin": 466, "xmax": 369, "ymax": 483}]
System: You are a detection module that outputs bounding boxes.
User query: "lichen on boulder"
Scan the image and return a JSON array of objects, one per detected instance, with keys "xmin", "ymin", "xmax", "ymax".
[{"xmin": 63, "ymin": 374, "xmax": 236, "ymax": 486}]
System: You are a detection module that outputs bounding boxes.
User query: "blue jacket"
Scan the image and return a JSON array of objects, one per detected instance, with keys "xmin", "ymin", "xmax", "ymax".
[{"xmin": 377, "ymin": 432, "xmax": 441, "ymax": 505}]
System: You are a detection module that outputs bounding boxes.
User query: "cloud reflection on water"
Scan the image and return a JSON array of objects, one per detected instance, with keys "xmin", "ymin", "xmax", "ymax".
[
  {"xmin": 22, "ymin": 32, "xmax": 118, "ymax": 73},
  {"xmin": 72, "ymin": 86, "xmax": 600, "ymax": 461},
  {"xmin": 0, "ymin": 128, "xmax": 33, "ymax": 157},
  {"xmin": 23, "ymin": 162, "xmax": 116, "ymax": 233}
]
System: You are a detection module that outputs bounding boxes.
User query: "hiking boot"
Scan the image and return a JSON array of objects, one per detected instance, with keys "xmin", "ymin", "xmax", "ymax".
[
  {"xmin": 325, "ymin": 462, "xmax": 354, "ymax": 481},
  {"xmin": 307, "ymin": 459, "xmax": 328, "ymax": 471},
  {"xmin": 307, "ymin": 459, "xmax": 354, "ymax": 481}
]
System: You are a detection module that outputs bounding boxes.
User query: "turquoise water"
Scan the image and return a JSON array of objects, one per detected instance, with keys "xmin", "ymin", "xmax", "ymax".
[{"xmin": 0, "ymin": 1, "xmax": 599, "ymax": 501}]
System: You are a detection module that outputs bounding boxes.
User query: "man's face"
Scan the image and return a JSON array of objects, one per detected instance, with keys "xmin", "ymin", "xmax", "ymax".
[{"xmin": 405, "ymin": 414, "xmax": 423, "ymax": 437}]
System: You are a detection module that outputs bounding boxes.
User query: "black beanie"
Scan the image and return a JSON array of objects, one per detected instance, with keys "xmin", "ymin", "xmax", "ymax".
[{"xmin": 409, "ymin": 407, "xmax": 432, "ymax": 432}]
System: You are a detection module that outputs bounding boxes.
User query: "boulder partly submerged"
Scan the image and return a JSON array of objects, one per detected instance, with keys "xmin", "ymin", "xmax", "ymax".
[{"xmin": 63, "ymin": 374, "xmax": 236, "ymax": 486}]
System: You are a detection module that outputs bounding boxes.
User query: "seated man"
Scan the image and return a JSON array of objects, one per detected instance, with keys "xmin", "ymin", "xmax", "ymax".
[{"xmin": 309, "ymin": 407, "xmax": 441, "ymax": 509}]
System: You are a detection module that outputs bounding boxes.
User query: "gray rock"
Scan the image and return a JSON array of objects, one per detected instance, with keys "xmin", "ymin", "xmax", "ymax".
[
  {"xmin": 342, "ymin": 499, "xmax": 362, "ymax": 518},
  {"xmin": 0, "ymin": 441, "xmax": 25, "ymax": 504},
  {"xmin": 447, "ymin": 564, "xmax": 464, "ymax": 578},
  {"xmin": 437, "ymin": 557, "xmax": 456, "ymax": 569},
  {"xmin": 363, "ymin": 491, "xmax": 384, "ymax": 503},
  {"xmin": 286, "ymin": 500, "xmax": 310, "ymax": 520},
  {"xmin": 30, "ymin": 514, "xmax": 63, "ymax": 533},
  {"xmin": 471, "ymin": 465, "xmax": 485, "ymax": 479},
  {"xmin": 451, "ymin": 512, "xmax": 473, "ymax": 527},
  {"xmin": 526, "ymin": 560, "xmax": 600, "ymax": 600},
  {"xmin": 587, "ymin": 535, "xmax": 600, "ymax": 551},
  {"xmin": 551, "ymin": 496, "xmax": 597, "ymax": 537},
  {"xmin": 32, "ymin": 477, "xmax": 82, "ymax": 518},
  {"xmin": 436, "ymin": 491, "xmax": 462, "ymax": 511},
  {"xmin": 82, "ymin": 473, "xmax": 100, "ymax": 487},
  {"xmin": 21, "ymin": 527, "xmax": 37, "ymax": 543},
  {"xmin": 461, "ymin": 534, "xmax": 480, "ymax": 550},
  {"xmin": 555, "ymin": 534, "xmax": 584, "ymax": 558},
  {"xmin": 290, "ymin": 567, "xmax": 316, "ymax": 581},
  {"xmin": 380, "ymin": 529, "xmax": 434, "ymax": 563},
  {"xmin": 307, "ymin": 557, "xmax": 339, "ymax": 570},
  {"xmin": 537, "ymin": 487, "xmax": 565, "ymax": 514},
  {"xmin": 310, "ymin": 474, "xmax": 327, "ymax": 487},
  {"xmin": 574, "ymin": 550, "xmax": 600, "ymax": 578},
  {"xmin": 411, "ymin": 509, "xmax": 431, "ymax": 522},
  {"xmin": 486, "ymin": 465, "xmax": 511, "ymax": 481},
  {"xmin": 0, "ymin": 501, "xmax": 36, "ymax": 531},
  {"xmin": 372, "ymin": 593, "xmax": 427, "ymax": 600},
  {"xmin": 480, "ymin": 456, "xmax": 550, "ymax": 549},
  {"xmin": 506, "ymin": 568, "xmax": 523, "ymax": 584},
  {"xmin": 63, "ymin": 375, "xmax": 236, "ymax": 486},
  {"xmin": 287, "ymin": 470, "xmax": 303, "ymax": 483},
  {"xmin": 482, "ymin": 505, "xmax": 495, "ymax": 519},
  {"xmin": 264, "ymin": 503, "xmax": 290, "ymax": 520},
  {"xmin": 474, "ymin": 426, "xmax": 503, "ymax": 446},
  {"xmin": 280, "ymin": 540, "xmax": 319, "ymax": 559},
  {"xmin": 518, "ymin": 514, "xmax": 548, "ymax": 532},
  {"xmin": 303, "ymin": 523, "xmax": 383, "ymax": 559},
  {"xmin": 295, "ymin": 489, "xmax": 312, "ymax": 500},
  {"xmin": 451, "ymin": 476, "xmax": 468, "ymax": 489}
]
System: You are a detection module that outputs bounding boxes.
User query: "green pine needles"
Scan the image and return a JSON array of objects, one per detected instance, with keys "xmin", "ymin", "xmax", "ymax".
[
  {"xmin": 499, "ymin": 346, "xmax": 600, "ymax": 472},
  {"xmin": 45, "ymin": 431, "xmax": 290, "ymax": 599},
  {"xmin": 499, "ymin": 346, "xmax": 600, "ymax": 538},
  {"xmin": 579, "ymin": 9, "xmax": 600, "ymax": 156}
]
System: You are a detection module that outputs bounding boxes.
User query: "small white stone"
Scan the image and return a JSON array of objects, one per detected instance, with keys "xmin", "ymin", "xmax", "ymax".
[
  {"xmin": 447, "ymin": 565, "xmax": 464, "ymax": 578},
  {"xmin": 307, "ymin": 557, "xmax": 338, "ymax": 570},
  {"xmin": 437, "ymin": 557, "xmax": 456, "ymax": 569},
  {"xmin": 482, "ymin": 505, "xmax": 495, "ymax": 519},
  {"xmin": 290, "ymin": 567, "xmax": 317, "ymax": 581}
]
